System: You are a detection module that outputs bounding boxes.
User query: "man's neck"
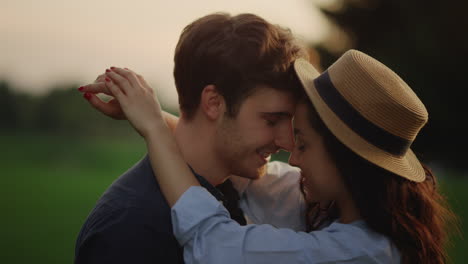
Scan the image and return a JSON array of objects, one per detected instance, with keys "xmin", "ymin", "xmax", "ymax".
[{"xmin": 174, "ymin": 119, "xmax": 229, "ymax": 187}]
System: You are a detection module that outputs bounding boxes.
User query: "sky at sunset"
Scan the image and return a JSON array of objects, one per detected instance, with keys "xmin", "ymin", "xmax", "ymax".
[{"xmin": 1, "ymin": 0, "xmax": 331, "ymax": 108}]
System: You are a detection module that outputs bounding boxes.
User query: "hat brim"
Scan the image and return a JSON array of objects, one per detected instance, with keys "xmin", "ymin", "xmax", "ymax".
[{"xmin": 293, "ymin": 58, "xmax": 425, "ymax": 182}]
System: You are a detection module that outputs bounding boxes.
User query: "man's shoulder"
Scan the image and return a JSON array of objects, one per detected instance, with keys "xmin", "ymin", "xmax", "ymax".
[
  {"xmin": 77, "ymin": 154, "xmax": 172, "ymax": 243},
  {"xmin": 84, "ymin": 203, "xmax": 171, "ymax": 234},
  {"xmin": 75, "ymin": 155, "xmax": 184, "ymax": 263},
  {"xmin": 75, "ymin": 205, "xmax": 183, "ymax": 263},
  {"xmin": 99, "ymin": 154, "xmax": 165, "ymax": 205}
]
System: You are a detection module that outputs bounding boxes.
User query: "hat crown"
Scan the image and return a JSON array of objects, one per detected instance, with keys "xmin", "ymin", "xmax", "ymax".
[{"xmin": 327, "ymin": 50, "xmax": 428, "ymax": 142}]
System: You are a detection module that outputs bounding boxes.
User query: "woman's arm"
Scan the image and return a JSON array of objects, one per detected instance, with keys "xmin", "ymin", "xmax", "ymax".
[
  {"xmin": 102, "ymin": 67, "xmax": 199, "ymax": 206},
  {"xmin": 145, "ymin": 127, "xmax": 200, "ymax": 206},
  {"xmin": 162, "ymin": 111, "xmax": 179, "ymax": 133},
  {"xmin": 171, "ymin": 186, "xmax": 369, "ymax": 264}
]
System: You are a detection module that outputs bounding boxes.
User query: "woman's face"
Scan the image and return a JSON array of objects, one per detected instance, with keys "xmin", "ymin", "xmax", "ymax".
[{"xmin": 288, "ymin": 102, "xmax": 345, "ymax": 203}]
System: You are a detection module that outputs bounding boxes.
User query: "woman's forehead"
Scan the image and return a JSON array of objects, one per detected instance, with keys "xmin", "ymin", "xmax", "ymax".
[{"xmin": 292, "ymin": 103, "xmax": 310, "ymax": 132}]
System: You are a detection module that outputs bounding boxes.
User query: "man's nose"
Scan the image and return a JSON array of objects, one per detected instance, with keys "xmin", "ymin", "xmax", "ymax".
[{"xmin": 274, "ymin": 122, "xmax": 295, "ymax": 152}]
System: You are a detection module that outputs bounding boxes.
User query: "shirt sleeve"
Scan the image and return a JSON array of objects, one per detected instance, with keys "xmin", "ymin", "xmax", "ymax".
[
  {"xmin": 231, "ymin": 161, "xmax": 306, "ymax": 231},
  {"xmin": 171, "ymin": 187, "xmax": 393, "ymax": 264},
  {"xmin": 76, "ymin": 207, "xmax": 183, "ymax": 264}
]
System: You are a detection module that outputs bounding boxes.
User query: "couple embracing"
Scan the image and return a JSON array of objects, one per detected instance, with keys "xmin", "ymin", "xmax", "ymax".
[{"xmin": 75, "ymin": 12, "xmax": 454, "ymax": 264}]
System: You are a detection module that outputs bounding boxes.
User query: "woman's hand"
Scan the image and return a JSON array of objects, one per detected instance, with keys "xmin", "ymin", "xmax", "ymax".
[
  {"xmin": 78, "ymin": 69, "xmax": 143, "ymax": 120},
  {"xmin": 102, "ymin": 67, "xmax": 165, "ymax": 139},
  {"xmin": 78, "ymin": 68, "xmax": 180, "ymax": 132}
]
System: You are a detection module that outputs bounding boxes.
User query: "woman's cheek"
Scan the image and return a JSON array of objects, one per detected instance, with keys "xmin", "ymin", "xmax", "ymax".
[{"xmin": 303, "ymin": 174, "xmax": 320, "ymax": 202}]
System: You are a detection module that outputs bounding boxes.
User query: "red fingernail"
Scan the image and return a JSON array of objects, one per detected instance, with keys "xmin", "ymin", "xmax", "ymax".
[
  {"xmin": 106, "ymin": 69, "xmax": 111, "ymax": 72},
  {"xmin": 105, "ymin": 77, "xmax": 111, "ymax": 82},
  {"xmin": 83, "ymin": 93, "xmax": 92, "ymax": 100},
  {"xmin": 78, "ymin": 86, "xmax": 84, "ymax": 91},
  {"xmin": 110, "ymin": 66, "xmax": 116, "ymax": 70}
]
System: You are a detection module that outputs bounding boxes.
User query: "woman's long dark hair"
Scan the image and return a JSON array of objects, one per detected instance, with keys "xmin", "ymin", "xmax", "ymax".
[{"xmin": 302, "ymin": 99, "xmax": 458, "ymax": 264}]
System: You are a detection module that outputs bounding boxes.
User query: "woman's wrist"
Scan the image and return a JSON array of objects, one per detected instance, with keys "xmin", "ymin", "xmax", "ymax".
[{"xmin": 143, "ymin": 117, "xmax": 172, "ymax": 141}]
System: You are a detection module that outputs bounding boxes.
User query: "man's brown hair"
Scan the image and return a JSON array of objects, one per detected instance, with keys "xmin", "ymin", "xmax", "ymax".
[{"xmin": 174, "ymin": 12, "xmax": 308, "ymax": 119}]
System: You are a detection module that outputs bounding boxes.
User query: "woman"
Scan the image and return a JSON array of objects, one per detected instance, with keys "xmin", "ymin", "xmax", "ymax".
[{"xmin": 101, "ymin": 50, "xmax": 456, "ymax": 263}]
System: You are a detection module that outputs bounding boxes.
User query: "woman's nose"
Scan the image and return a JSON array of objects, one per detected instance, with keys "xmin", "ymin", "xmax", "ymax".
[{"xmin": 288, "ymin": 149, "xmax": 299, "ymax": 166}]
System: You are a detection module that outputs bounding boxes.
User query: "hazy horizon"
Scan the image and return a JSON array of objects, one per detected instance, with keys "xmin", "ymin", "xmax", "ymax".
[{"xmin": 1, "ymin": 0, "xmax": 331, "ymax": 108}]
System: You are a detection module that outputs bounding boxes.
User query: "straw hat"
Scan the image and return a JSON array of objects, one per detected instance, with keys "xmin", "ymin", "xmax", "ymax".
[{"xmin": 294, "ymin": 49, "xmax": 428, "ymax": 182}]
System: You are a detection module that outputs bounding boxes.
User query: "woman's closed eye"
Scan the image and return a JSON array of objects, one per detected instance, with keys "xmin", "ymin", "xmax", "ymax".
[
  {"xmin": 297, "ymin": 144, "xmax": 306, "ymax": 152},
  {"xmin": 294, "ymin": 136, "xmax": 306, "ymax": 152}
]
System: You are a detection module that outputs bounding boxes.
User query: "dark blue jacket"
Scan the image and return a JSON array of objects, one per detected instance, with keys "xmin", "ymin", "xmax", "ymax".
[{"xmin": 74, "ymin": 155, "xmax": 232, "ymax": 264}]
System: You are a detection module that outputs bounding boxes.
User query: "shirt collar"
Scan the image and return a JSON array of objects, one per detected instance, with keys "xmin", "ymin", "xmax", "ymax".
[{"xmin": 188, "ymin": 165, "xmax": 226, "ymax": 203}]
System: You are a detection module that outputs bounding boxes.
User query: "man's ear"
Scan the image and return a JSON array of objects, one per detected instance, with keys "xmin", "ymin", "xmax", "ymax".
[{"xmin": 200, "ymin": 85, "xmax": 224, "ymax": 121}]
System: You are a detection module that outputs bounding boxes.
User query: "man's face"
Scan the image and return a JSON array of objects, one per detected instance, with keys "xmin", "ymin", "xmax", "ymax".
[{"xmin": 214, "ymin": 85, "xmax": 297, "ymax": 179}]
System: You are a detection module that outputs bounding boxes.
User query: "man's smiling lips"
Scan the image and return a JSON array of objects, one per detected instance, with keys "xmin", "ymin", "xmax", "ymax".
[{"xmin": 256, "ymin": 149, "xmax": 278, "ymax": 164}]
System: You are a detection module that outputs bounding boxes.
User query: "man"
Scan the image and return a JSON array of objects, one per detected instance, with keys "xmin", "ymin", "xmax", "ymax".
[{"xmin": 75, "ymin": 12, "xmax": 307, "ymax": 263}]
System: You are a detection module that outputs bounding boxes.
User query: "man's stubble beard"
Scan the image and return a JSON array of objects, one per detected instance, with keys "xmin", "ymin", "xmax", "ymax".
[{"xmin": 214, "ymin": 116, "xmax": 267, "ymax": 180}]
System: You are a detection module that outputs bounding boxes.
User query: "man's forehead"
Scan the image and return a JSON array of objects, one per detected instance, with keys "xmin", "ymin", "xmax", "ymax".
[{"xmin": 245, "ymin": 87, "xmax": 297, "ymax": 111}]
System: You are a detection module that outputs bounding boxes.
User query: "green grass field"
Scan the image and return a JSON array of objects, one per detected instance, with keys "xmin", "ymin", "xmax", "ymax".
[{"xmin": 1, "ymin": 133, "xmax": 466, "ymax": 263}]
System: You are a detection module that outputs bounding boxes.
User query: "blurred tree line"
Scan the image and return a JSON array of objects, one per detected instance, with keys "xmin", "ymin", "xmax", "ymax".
[
  {"xmin": 0, "ymin": 80, "xmax": 169, "ymax": 138},
  {"xmin": 313, "ymin": 0, "xmax": 468, "ymax": 171}
]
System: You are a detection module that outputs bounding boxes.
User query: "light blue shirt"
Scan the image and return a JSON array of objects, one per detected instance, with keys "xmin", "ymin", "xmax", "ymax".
[{"xmin": 171, "ymin": 186, "xmax": 401, "ymax": 264}]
